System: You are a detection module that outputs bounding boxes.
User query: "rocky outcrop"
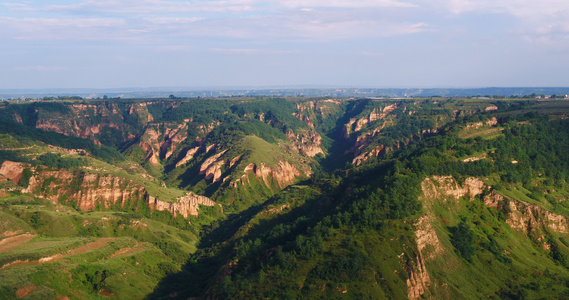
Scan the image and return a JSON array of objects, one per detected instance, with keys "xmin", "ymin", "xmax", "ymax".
[
  {"xmin": 293, "ymin": 113, "xmax": 314, "ymax": 128},
  {"xmin": 147, "ymin": 192, "xmax": 219, "ymax": 219},
  {"xmin": 161, "ymin": 121, "xmax": 189, "ymax": 160},
  {"xmin": 73, "ymin": 174, "xmax": 146, "ymax": 211},
  {"xmin": 344, "ymin": 104, "xmax": 398, "ymax": 138},
  {"xmin": 483, "ymin": 191, "xmax": 569, "ymax": 235},
  {"xmin": 352, "ymin": 145, "xmax": 387, "ymax": 166},
  {"xmin": 139, "ymin": 122, "xmax": 191, "ymax": 166},
  {"xmin": 464, "ymin": 117, "xmax": 498, "ymax": 131},
  {"xmin": 0, "ymin": 161, "xmax": 146, "ymax": 210},
  {"xmin": 232, "ymin": 161, "xmax": 303, "ymax": 189},
  {"xmin": 0, "ymin": 160, "xmax": 217, "ymax": 219},
  {"xmin": 175, "ymin": 146, "xmax": 201, "ymax": 168},
  {"xmin": 199, "ymin": 150, "xmax": 228, "ymax": 173},
  {"xmin": 31, "ymin": 103, "xmax": 149, "ymax": 144},
  {"xmin": 286, "ymin": 130, "xmax": 324, "ymax": 157},
  {"xmin": 406, "ymin": 254, "xmax": 431, "ymax": 300},
  {"xmin": 415, "ymin": 215, "xmax": 444, "ymax": 260},
  {"xmin": 138, "ymin": 126, "xmax": 162, "ymax": 166},
  {"xmin": 0, "ymin": 161, "xmax": 25, "ymax": 184},
  {"xmin": 422, "ymin": 176, "xmax": 487, "ymax": 201}
]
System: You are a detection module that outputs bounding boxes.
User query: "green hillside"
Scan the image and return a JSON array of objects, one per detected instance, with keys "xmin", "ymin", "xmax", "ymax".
[{"xmin": 1, "ymin": 97, "xmax": 569, "ymax": 298}]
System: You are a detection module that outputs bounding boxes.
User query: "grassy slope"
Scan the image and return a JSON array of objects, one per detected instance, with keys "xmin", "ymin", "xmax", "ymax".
[{"xmin": 0, "ymin": 195, "xmax": 199, "ymax": 299}]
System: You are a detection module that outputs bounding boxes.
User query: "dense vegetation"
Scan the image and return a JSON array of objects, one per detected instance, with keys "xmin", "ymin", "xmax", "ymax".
[{"xmin": 2, "ymin": 97, "xmax": 569, "ymax": 299}]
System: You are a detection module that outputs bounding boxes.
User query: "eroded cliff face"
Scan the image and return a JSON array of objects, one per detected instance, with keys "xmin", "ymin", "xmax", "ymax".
[
  {"xmin": 484, "ymin": 191, "xmax": 569, "ymax": 249},
  {"xmin": 412, "ymin": 175, "xmax": 569, "ymax": 298},
  {"xmin": 148, "ymin": 192, "xmax": 219, "ymax": 219},
  {"xmin": 406, "ymin": 254, "xmax": 432, "ymax": 300},
  {"xmin": 0, "ymin": 161, "xmax": 217, "ymax": 218},
  {"xmin": 137, "ymin": 120, "xmax": 221, "ymax": 167},
  {"xmin": 137, "ymin": 121, "xmax": 192, "ymax": 166},
  {"xmin": 232, "ymin": 161, "xmax": 304, "ymax": 189},
  {"xmin": 463, "ymin": 117, "xmax": 498, "ymax": 131},
  {"xmin": 343, "ymin": 104, "xmax": 399, "ymax": 139},
  {"xmin": 33, "ymin": 103, "xmax": 150, "ymax": 144},
  {"xmin": 286, "ymin": 130, "xmax": 324, "ymax": 158}
]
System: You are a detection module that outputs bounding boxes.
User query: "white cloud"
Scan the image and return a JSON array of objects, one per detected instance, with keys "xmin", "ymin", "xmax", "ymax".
[
  {"xmin": 414, "ymin": 0, "xmax": 569, "ymax": 45},
  {"xmin": 13, "ymin": 0, "xmax": 257, "ymax": 15},
  {"xmin": 278, "ymin": 0, "xmax": 416, "ymax": 9}
]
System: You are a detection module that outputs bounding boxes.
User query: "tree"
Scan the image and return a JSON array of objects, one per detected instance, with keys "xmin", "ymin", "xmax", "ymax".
[{"xmin": 450, "ymin": 217, "xmax": 476, "ymax": 262}]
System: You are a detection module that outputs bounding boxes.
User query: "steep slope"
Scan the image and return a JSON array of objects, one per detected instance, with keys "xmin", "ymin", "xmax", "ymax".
[{"xmin": 150, "ymin": 112, "xmax": 569, "ymax": 299}]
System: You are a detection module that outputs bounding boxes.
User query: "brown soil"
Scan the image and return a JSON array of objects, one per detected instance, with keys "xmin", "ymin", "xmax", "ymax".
[
  {"xmin": 0, "ymin": 234, "xmax": 37, "ymax": 254},
  {"xmin": 16, "ymin": 285, "xmax": 36, "ymax": 298},
  {"xmin": 0, "ymin": 189, "xmax": 9, "ymax": 197},
  {"xmin": 67, "ymin": 237, "xmax": 116, "ymax": 256},
  {"xmin": 1, "ymin": 237, "xmax": 116, "ymax": 271},
  {"xmin": 460, "ymin": 127, "xmax": 503, "ymax": 139},
  {"xmin": 99, "ymin": 289, "xmax": 115, "ymax": 297},
  {"xmin": 108, "ymin": 242, "xmax": 146, "ymax": 259},
  {"xmin": 1, "ymin": 230, "xmax": 23, "ymax": 238}
]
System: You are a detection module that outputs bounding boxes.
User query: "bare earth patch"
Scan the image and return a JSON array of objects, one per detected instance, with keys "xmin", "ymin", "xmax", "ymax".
[
  {"xmin": 0, "ymin": 234, "xmax": 37, "ymax": 254},
  {"xmin": 109, "ymin": 242, "xmax": 146, "ymax": 259},
  {"xmin": 66, "ymin": 237, "xmax": 116, "ymax": 256},
  {"xmin": 16, "ymin": 285, "xmax": 36, "ymax": 298}
]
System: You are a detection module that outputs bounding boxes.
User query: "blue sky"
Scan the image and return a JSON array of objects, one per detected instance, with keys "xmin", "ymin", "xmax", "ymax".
[{"xmin": 1, "ymin": 0, "xmax": 568, "ymax": 89}]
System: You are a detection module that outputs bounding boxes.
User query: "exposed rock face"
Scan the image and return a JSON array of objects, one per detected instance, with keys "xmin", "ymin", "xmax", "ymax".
[
  {"xmin": 422, "ymin": 176, "xmax": 487, "ymax": 201},
  {"xmin": 286, "ymin": 130, "xmax": 324, "ymax": 157},
  {"xmin": 464, "ymin": 117, "xmax": 498, "ymax": 131},
  {"xmin": 0, "ymin": 161, "xmax": 25, "ymax": 184},
  {"xmin": 485, "ymin": 105, "xmax": 499, "ymax": 111},
  {"xmin": 0, "ymin": 161, "xmax": 217, "ymax": 219},
  {"xmin": 139, "ymin": 127, "xmax": 162, "ymax": 166},
  {"xmin": 406, "ymin": 254, "xmax": 431, "ymax": 300},
  {"xmin": 232, "ymin": 161, "xmax": 303, "ymax": 189},
  {"xmin": 293, "ymin": 112, "xmax": 314, "ymax": 128},
  {"xmin": 343, "ymin": 104, "xmax": 399, "ymax": 138},
  {"xmin": 352, "ymin": 145, "xmax": 387, "ymax": 166},
  {"xmin": 199, "ymin": 150, "xmax": 228, "ymax": 174},
  {"xmin": 229, "ymin": 155, "xmax": 242, "ymax": 168},
  {"xmin": 31, "ymin": 103, "xmax": 150, "ymax": 144},
  {"xmin": 161, "ymin": 121, "xmax": 189, "ymax": 160},
  {"xmin": 204, "ymin": 161, "xmax": 225, "ymax": 183},
  {"xmin": 0, "ymin": 161, "xmax": 146, "ymax": 210},
  {"xmin": 147, "ymin": 192, "xmax": 218, "ymax": 219},
  {"xmin": 73, "ymin": 173, "xmax": 146, "ymax": 211},
  {"xmin": 175, "ymin": 146, "xmax": 201, "ymax": 168},
  {"xmin": 415, "ymin": 215, "xmax": 444, "ymax": 260},
  {"xmin": 483, "ymin": 191, "xmax": 569, "ymax": 235}
]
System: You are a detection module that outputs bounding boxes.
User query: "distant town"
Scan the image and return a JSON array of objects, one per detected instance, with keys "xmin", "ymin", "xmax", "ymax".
[{"xmin": 2, "ymin": 87, "xmax": 569, "ymax": 101}]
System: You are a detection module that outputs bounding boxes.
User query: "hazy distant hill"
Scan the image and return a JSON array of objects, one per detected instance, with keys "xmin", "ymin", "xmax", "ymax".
[{"xmin": 2, "ymin": 86, "xmax": 569, "ymax": 100}]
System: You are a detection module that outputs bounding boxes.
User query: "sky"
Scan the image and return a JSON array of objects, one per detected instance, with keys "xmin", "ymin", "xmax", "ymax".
[{"xmin": 1, "ymin": 0, "xmax": 569, "ymax": 89}]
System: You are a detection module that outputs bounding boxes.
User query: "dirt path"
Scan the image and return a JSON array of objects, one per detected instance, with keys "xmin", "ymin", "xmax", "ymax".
[
  {"xmin": 460, "ymin": 127, "xmax": 503, "ymax": 139},
  {"xmin": 0, "ymin": 234, "xmax": 37, "ymax": 254},
  {"xmin": 16, "ymin": 285, "xmax": 36, "ymax": 298},
  {"xmin": 1, "ymin": 237, "xmax": 116, "ymax": 270},
  {"xmin": 108, "ymin": 242, "xmax": 146, "ymax": 259},
  {"xmin": 66, "ymin": 237, "xmax": 116, "ymax": 256}
]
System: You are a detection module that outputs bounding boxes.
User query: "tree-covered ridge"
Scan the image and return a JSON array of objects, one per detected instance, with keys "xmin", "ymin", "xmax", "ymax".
[
  {"xmin": 2, "ymin": 97, "xmax": 569, "ymax": 298},
  {"xmin": 152, "ymin": 114, "xmax": 569, "ymax": 299},
  {"xmin": 0, "ymin": 119, "xmax": 123, "ymax": 163}
]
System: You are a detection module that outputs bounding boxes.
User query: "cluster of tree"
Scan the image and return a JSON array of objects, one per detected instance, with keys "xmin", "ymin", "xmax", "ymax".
[
  {"xmin": 36, "ymin": 153, "xmax": 87, "ymax": 169},
  {"xmin": 0, "ymin": 119, "xmax": 123, "ymax": 163},
  {"xmin": 158, "ymin": 113, "xmax": 569, "ymax": 298}
]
